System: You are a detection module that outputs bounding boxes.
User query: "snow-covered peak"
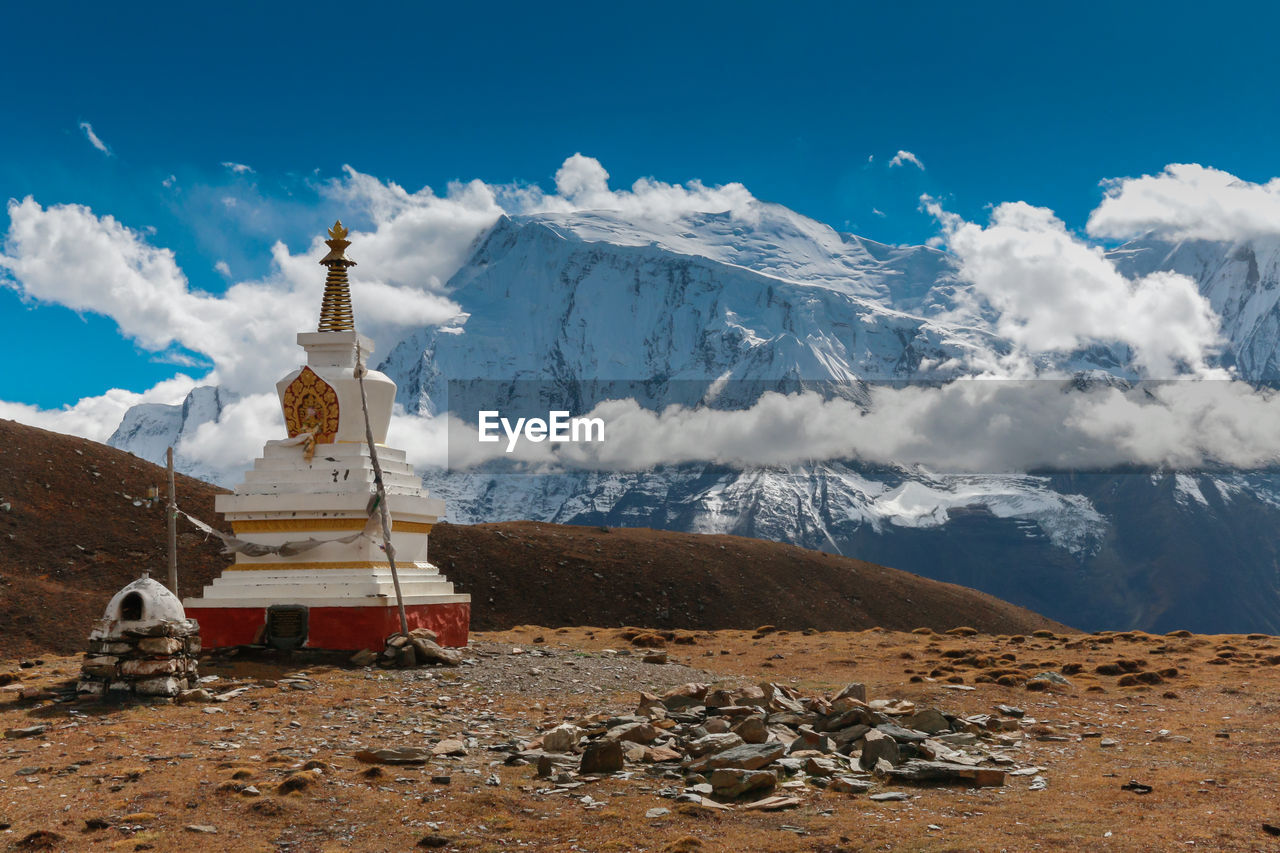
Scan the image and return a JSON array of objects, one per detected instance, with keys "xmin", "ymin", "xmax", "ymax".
[
  {"xmin": 1109, "ymin": 235, "xmax": 1280, "ymax": 381},
  {"xmin": 513, "ymin": 205, "xmax": 963, "ymax": 314},
  {"xmin": 382, "ymin": 212, "xmax": 996, "ymax": 417}
]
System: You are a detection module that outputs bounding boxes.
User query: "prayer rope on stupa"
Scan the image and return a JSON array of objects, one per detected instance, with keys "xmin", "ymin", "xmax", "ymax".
[{"xmin": 174, "ymin": 495, "xmax": 385, "ymax": 558}]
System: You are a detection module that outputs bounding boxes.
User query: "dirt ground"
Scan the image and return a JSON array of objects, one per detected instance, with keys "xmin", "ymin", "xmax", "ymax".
[{"xmin": 0, "ymin": 625, "xmax": 1278, "ymax": 852}]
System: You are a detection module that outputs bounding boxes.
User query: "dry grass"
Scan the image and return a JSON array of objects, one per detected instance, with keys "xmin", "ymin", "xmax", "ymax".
[{"xmin": 0, "ymin": 626, "xmax": 1278, "ymax": 851}]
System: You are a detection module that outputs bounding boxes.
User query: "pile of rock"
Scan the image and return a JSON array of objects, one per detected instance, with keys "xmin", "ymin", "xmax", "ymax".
[
  {"xmin": 353, "ymin": 629, "xmax": 462, "ymax": 669},
  {"xmin": 77, "ymin": 575, "xmax": 200, "ymax": 699},
  {"xmin": 518, "ymin": 680, "xmax": 1025, "ymax": 806}
]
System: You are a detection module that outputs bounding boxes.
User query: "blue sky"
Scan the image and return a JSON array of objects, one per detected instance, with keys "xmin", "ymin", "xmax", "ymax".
[{"xmin": 5, "ymin": 0, "xmax": 1280, "ymax": 409}]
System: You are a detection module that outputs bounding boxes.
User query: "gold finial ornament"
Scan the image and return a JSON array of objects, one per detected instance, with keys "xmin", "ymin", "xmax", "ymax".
[{"xmin": 317, "ymin": 219, "xmax": 357, "ymax": 332}]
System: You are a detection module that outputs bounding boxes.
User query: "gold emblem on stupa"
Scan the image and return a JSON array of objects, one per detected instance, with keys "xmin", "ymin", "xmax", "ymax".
[{"xmin": 282, "ymin": 367, "xmax": 340, "ymax": 460}]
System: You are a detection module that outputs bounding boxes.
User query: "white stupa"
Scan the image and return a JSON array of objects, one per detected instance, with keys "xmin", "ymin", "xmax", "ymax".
[{"xmin": 183, "ymin": 221, "xmax": 470, "ymax": 650}]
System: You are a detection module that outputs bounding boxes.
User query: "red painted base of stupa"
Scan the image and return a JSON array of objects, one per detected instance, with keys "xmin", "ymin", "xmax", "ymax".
[{"xmin": 186, "ymin": 602, "xmax": 470, "ymax": 650}]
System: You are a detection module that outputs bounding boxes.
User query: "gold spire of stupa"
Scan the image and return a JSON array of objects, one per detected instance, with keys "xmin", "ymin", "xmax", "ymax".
[{"xmin": 317, "ymin": 220, "xmax": 357, "ymax": 332}]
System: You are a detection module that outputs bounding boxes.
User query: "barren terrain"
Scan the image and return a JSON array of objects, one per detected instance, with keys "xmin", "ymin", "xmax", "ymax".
[
  {"xmin": 3, "ymin": 419, "xmax": 1277, "ymax": 851},
  {"xmin": 1, "ymin": 625, "xmax": 1278, "ymax": 851}
]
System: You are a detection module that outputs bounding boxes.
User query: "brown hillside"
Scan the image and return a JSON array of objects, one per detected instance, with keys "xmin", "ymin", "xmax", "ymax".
[
  {"xmin": 0, "ymin": 418, "xmax": 1064, "ymax": 658},
  {"xmin": 434, "ymin": 521, "xmax": 1067, "ymax": 636},
  {"xmin": 0, "ymin": 419, "xmax": 232, "ymax": 659}
]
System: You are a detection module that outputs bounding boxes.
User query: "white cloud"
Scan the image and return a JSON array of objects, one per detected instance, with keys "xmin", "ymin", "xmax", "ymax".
[
  {"xmin": 444, "ymin": 380, "xmax": 1280, "ymax": 474},
  {"xmin": 162, "ymin": 174, "xmax": 177, "ymax": 189},
  {"xmin": 0, "ymin": 374, "xmax": 195, "ymax": 442},
  {"xmin": 1088, "ymin": 163, "xmax": 1280, "ymax": 242},
  {"xmin": 221, "ymin": 162, "xmax": 255, "ymax": 175},
  {"xmin": 927, "ymin": 198, "xmax": 1223, "ymax": 378},
  {"xmin": 79, "ymin": 122, "xmax": 111, "ymax": 156},
  {"xmin": 0, "ymin": 192, "xmax": 473, "ymax": 396},
  {"xmin": 323, "ymin": 167, "xmax": 505, "ymax": 297},
  {"xmin": 387, "ymin": 409, "xmax": 451, "ymax": 470},
  {"xmin": 555, "ymin": 153, "xmax": 611, "ymax": 201},
  {"xmin": 510, "ymin": 152, "xmax": 758, "ymax": 221},
  {"xmin": 176, "ymin": 393, "xmax": 282, "ymax": 474},
  {"xmin": 889, "ymin": 150, "xmax": 924, "ymax": 170},
  {"xmin": 214, "ymin": 260, "xmax": 231, "ymax": 277}
]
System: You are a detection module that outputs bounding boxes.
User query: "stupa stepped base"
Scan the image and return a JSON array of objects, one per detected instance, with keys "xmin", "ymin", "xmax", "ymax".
[
  {"xmin": 237, "ymin": 442, "xmax": 424, "ymax": 494},
  {"xmin": 184, "ymin": 562, "xmax": 469, "ymax": 650},
  {"xmin": 186, "ymin": 600, "xmax": 470, "ymax": 651}
]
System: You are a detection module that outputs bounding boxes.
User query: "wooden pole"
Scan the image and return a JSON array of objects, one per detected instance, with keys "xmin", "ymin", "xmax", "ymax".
[
  {"xmin": 166, "ymin": 446, "xmax": 178, "ymax": 595},
  {"xmin": 354, "ymin": 346, "xmax": 409, "ymax": 635}
]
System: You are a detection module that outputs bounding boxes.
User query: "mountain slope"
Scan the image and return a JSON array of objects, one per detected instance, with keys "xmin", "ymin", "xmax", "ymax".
[
  {"xmin": 1, "ymin": 418, "xmax": 1061, "ymax": 657},
  {"xmin": 433, "ymin": 520, "xmax": 1066, "ymax": 635}
]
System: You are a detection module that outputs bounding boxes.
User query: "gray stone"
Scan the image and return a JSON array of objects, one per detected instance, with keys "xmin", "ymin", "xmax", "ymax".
[
  {"xmin": 761, "ymin": 683, "xmax": 805, "ymax": 713},
  {"xmin": 689, "ymin": 741, "xmax": 786, "ymax": 772},
  {"xmin": 1030, "ymin": 671, "xmax": 1072, "ymax": 686},
  {"xmin": 579, "ymin": 739, "xmax": 625, "ymax": 774},
  {"xmin": 709, "ymin": 767, "xmax": 777, "ymax": 798},
  {"xmin": 432, "ymin": 739, "xmax": 468, "ymax": 757},
  {"xmin": 818, "ymin": 708, "xmax": 871, "ymax": 732},
  {"xmin": 80, "ymin": 660, "xmax": 118, "ymax": 679},
  {"xmin": 685, "ymin": 732, "xmax": 744, "ymax": 757},
  {"xmin": 884, "ymin": 759, "xmax": 1006, "ymax": 787},
  {"xmin": 875, "ymin": 723, "xmax": 929, "ymax": 743},
  {"xmin": 134, "ymin": 676, "xmax": 182, "ymax": 697},
  {"xmin": 786, "ymin": 726, "xmax": 833, "ymax": 755},
  {"xmin": 907, "ymin": 709, "xmax": 951, "ymax": 735},
  {"xmin": 802, "ymin": 757, "xmax": 840, "ymax": 776},
  {"xmin": 661, "ymin": 683, "xmax": 708, "ymax": 710},
  {"xmin": 869, "ymin": 791, "xmax": 908, "ymax": 802},
  {"xmin": 349, "ymin": 649, "xmax": 377, "ymax": 667},
  {"xmin": 354, "ymin": 747, "xmax": 431, "ymax": 765},
  {"xmin": 834, "ymin": 683, "xmax": 867, "ymax": 703},
  {"xmin": 411, "ymin": 638, "xmax": 461, "ymax": 667},
  {"xmin": 832, "ymin": 724, "xmax": 872, "ymax": 750},
  {"xmin": 176, "ymin": 688, "xmax": 215, "ymax": 704},
  {"xmin": 858, "ymin": 730, "xmax": 900, "ymax": 771},
  {"xmin": 933, "ymin": 732, "xmax": 979, "ymax": 746},
  {"xmin": 541, "ymin": 724, "xmax": 582, "ymax": 754},
  {"xmin": 121, "ymin": 659, "xmax": 182, "ymax": 677},
  {"xmin": 774, "ymin": 757, "xmax": 804, "ymax": 775},
  {"xmin": 137, "ymin": 637, "xmax": 184, "ymax": 656},
  {"xmin": 829, "ymin": 775, "xmax": 874, "ymax": 794},
  {"xmin": 605, "ymin": 722, "xmax": 658, "ymax": 744},
  {"xmin": 731, "ymin": 716, "xmax": 768, "ymax": 744},
  {"xmin": 4, "ymin": 725, "xmax": 46, "ymax": 739}
]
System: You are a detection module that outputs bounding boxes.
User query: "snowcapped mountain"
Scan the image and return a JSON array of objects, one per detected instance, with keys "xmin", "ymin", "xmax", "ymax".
[
  {"xmin": 107, "ymin": 385, "xmax": 235, "ymax": 483},
  {"xmin": 379, "ymin": 208, "xmax": 1005, "ymax": 418},
  {"xmin": 1110, "ymin": 235, "xmax": 1280, "ymax": 381},
  {"xmin": 108, "ymin": 203, "xmax": 1280, "ymax": 632}
]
